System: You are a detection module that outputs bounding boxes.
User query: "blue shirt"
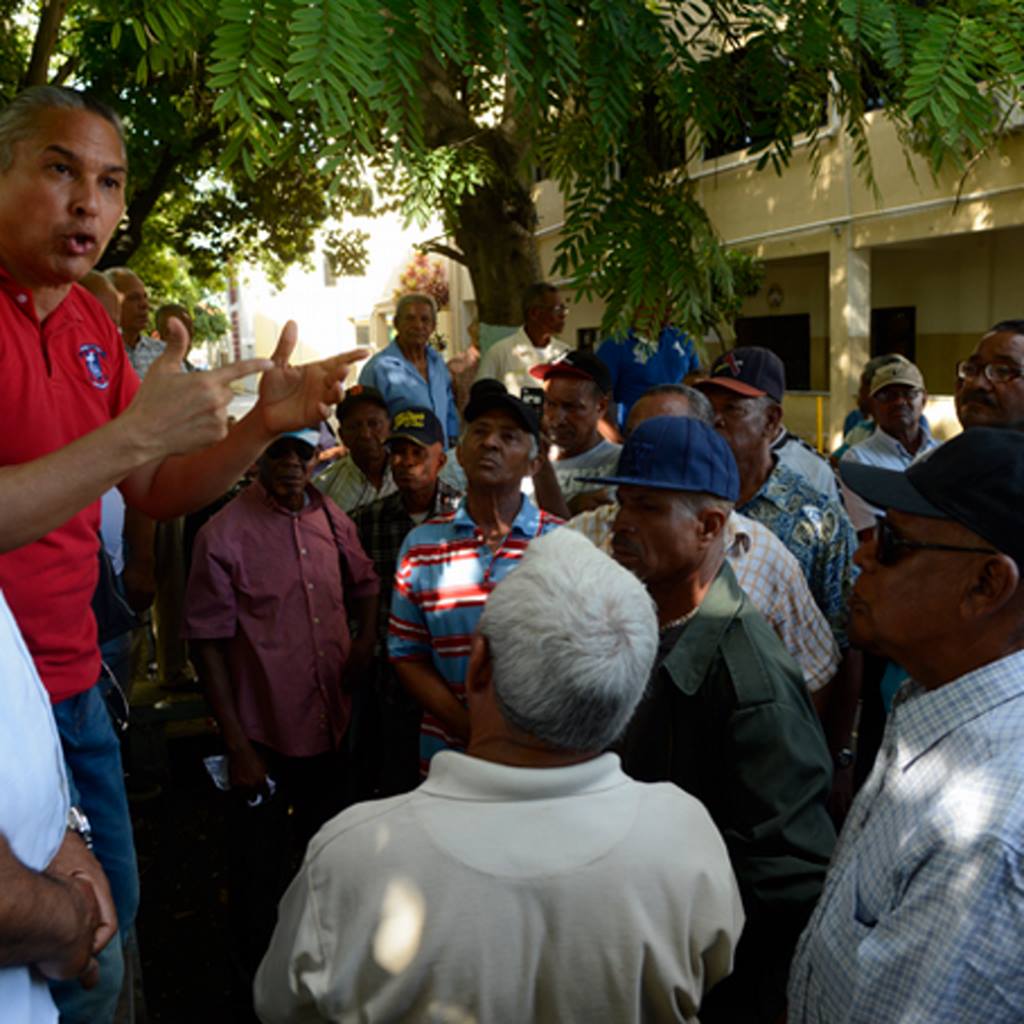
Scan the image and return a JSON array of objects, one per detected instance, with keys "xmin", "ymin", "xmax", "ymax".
[
  {"xmin": 739, "ymin": 460, "xmax": 857, "ymax": 647},
  {"xmin": 359, "ymin": 341, "xmax": 460, "ymax": 445},
  {"xmin": 789, "ymin": 650, "xmax": 1024, "ymax": 1023},
  {"xmin": 597, "ymin": 328, "xmax": 699, "ymax": 428},
  {"xmin": 388, "ymin": 497, "xmax": 561, "ymax": 769}
]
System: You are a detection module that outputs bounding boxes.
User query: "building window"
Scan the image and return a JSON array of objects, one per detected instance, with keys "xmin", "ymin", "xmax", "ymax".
[{"xmin": 734, "ymin": 314, "xmax": 812, "ymax": 391}]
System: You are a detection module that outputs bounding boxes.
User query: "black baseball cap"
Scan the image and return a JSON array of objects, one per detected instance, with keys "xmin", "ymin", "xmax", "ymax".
[
  {"xmin": 529, "ymin": 350, "xmax": 612, "ymax": 394},
  {"xmin": 464, "ymin": 379, "xmax": 540, "ymax": 438},
  {"xmin": 840, "ymin": 427, "xmax": 1024, "ymax": 565},
  {"xmin": 336, "ymin": 385, "xmax": 389, "ymax": 423},
  {"xmin": 583, "ymin": 416, "xmax": 739, "ymax": 500},
  {"xmin": 387, "ymin": 407, "xmax": 445, "ymax": 448},
  {"xmin": 697, "ymin": 347, "xmax": 786, "ymax": 404}
]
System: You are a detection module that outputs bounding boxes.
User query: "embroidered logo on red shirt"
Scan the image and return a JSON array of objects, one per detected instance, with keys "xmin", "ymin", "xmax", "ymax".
[{"xmin": 78, "ymin": 344, "xmax": 111, "ymax": 390}]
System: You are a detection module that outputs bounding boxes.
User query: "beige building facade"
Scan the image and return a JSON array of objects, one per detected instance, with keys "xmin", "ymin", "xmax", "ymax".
[{"xmin": 524, "ymin": 110, "xmax": 1024, "ymax": 449}]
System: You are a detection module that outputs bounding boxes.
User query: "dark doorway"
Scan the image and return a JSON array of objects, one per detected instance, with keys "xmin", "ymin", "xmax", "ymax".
[
  {"xmin": 871, "ymin": 307, "xmax": 916, "ymax": 362},
  {"xmin": 734, "ymin": 313, "xmax": 812, "ymax": 391}
]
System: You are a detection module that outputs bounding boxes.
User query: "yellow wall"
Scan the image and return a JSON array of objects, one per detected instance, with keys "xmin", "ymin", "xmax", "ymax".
[{"xmin": 512, "ymin": 111, "xmax": 1024, "ymax": 431}]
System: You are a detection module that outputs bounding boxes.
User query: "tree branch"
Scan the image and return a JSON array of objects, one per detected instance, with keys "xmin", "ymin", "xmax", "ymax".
[
  {"xmin": 21, "ymin": 0, "xmax": 70, "ymax": 88},
  {"xmin": 51, "ymin": 55, "xmax": 78, "ymax": 86},
  {"xmin": 420, "ymin": 240, "xmax": 468, "ymax": 266},
  {"xmin": 100, "ymin": 125, "xmax": 220, "ymax": 266}
]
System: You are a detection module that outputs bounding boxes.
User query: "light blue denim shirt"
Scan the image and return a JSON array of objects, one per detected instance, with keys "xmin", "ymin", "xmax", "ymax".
[{"xmin": 359, "ymin": 341, "xmax": 460, "ymax": 445}]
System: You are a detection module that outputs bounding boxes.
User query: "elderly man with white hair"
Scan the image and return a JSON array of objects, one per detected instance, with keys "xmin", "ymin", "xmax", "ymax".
[{"xmin": 255, "ymin": 529, "xmax": 744, "ymax": 1024}]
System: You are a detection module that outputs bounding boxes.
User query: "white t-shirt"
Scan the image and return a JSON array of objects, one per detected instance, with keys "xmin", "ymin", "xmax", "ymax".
[
  {"xmin": 256, "ymin": 751, "xmax": 744, "ymax": 1023},
  {"xmin": 553, "ymin": 437, "xmax": 622, "ymax": 501},
  {"xmin": 475, "ymin": 327, "xmax": 569, "ymax": 396},
  {"xmin": 0, "ymin": 591, "xmax": 69, "ymax": 1024}
]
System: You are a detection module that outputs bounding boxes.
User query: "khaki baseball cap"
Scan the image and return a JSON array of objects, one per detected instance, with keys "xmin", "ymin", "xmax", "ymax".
[{"xmin": 869, "ymin": 359, "xmax": 924, "ymax": 396}]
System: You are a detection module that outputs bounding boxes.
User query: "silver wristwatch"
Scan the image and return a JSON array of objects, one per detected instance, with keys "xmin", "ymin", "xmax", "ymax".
[{"xmin": 67, "ymin": 805, "xmax": 94, "ymax": 850}]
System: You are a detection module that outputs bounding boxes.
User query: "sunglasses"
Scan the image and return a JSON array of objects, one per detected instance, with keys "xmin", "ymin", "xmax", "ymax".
[
  {"xmin": 265, "ymin": 438, "xmax": 316, "ymax": 462},
  {"xmin": 873, "ymin": 516, "xmax": 997, "ymax": 567}
]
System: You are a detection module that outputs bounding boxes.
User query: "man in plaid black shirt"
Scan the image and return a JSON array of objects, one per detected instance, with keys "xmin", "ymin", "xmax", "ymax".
[{"xmin": 350, "ymin": 407, "xmax": 461, "ymax": 796}]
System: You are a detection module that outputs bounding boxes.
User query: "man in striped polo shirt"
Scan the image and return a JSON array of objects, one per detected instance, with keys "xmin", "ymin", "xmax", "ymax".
[{"xmin": 389, "ymin": 380, "xmax": 562, "ymax": 771}]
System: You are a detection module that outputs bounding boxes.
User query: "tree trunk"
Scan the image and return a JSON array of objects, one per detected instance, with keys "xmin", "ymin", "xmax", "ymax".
[
  {"xmin": 451, "ymin": 177, "xmax": 542, "ymax": 326},
  {"xmin": 21, "ymin": 0, "xmax": 69, "ymax": 88}
]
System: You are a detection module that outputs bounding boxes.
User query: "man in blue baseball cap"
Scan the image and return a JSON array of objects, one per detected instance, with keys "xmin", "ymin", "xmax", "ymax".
[
  {"xmin": 789, "ymin": 428, "xmax": 1024, "ymax": 1024},
  {"xmin": 588, "ymin": 416, "xmax": 836, "ymax": 1024}
]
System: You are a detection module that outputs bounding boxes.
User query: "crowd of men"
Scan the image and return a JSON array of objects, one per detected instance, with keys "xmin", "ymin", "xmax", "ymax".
[{"xmin": 1, "ymin": 84, "xmax": 1023, "ymax": 1024}]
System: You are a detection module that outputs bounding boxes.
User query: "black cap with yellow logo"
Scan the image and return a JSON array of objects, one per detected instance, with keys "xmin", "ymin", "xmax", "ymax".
[{"xmin": 387, "ymin": 407, "xmax": 445, "ymax": 448}]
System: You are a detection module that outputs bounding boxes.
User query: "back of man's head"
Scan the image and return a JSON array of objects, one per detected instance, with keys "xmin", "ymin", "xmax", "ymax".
[{"xmin": 478, "ymin": 529, "xmax": 658, "ymax": 753}]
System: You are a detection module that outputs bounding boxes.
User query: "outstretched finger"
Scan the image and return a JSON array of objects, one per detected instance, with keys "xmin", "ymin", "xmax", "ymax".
[
  {"xmin": 207, "ymin": 357, "xmax": 275, "ymax": 386},
  {"xmin": 148, "ymin": 319, "xmax": 190, "ymax": 375},
  {"xmin": 321, "ymin": 347, "xmax": 370, "ymax": 382},
  {"xmin": 270, "ymin": 320, "xmax": 298, "ymax": 368}
]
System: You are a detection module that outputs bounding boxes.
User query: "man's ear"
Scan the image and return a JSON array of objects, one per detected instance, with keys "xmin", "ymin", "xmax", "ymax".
[
  {"xmin": 962, "ymin": 554, "xmax": 1021, "ymax": 621},
  {"xmin": 696, "ymin": 505, "xmax": 729, "ymax": 546},
  {"xmin": 762, "ymin": 400, "xmax": 783, "ymax": 437},
  {"xmin": 465, "ymin": 633, "xmax": 493, "ymax": 697}
]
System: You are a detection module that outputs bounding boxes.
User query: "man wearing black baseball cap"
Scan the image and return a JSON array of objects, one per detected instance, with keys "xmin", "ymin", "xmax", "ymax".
[
  {"xmin": 529, "ymin": 350, "xmax": 621, "ymax": 509},
  {"xmin": 316, "ymin": 385, "xmax": 397, "ymax": 513},
  {"xmin": 701, "ymin": 345, "xmax": 839, "ymax": 501},
  {"xmin": 589, "ymin": 416, "xmax": 835, "ymax": 1024},
  {"xmin": 790, "ymin": 428, "xmax": 1024, "ymax": 1024}
]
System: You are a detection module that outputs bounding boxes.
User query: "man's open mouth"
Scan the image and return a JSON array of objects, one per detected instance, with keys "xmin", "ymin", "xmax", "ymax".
[{"xmin": 64, "ymin": 233, "xmax": 97, "ymax": 256}]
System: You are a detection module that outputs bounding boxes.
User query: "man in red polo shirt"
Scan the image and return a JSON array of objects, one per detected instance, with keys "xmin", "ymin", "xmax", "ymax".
[{"xmin": 0, "ymin": 85, "xmax": 365, "ymax": 1021}]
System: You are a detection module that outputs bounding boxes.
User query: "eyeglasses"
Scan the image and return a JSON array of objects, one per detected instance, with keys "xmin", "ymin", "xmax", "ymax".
[
  {"xmin": 536, "ymin": 303, "xmax": 569, "ymax": 315},
  {"xmin": 265, "ymin": 439, "xmax": 316, "ymax": 461},
  {"xmin": 955, "ymin": 361, "xmax": 1024, "ymax": 385},
  {"xmin": 873, "ymin": 516, "xmax": 997, "ymax": 567}
]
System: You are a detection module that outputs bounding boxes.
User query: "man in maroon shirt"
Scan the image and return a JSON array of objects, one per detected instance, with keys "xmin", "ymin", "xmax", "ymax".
[
  {"xmin": 0, "ymin": 86, "xmax": 365, "ymax": 1019},
  {"xmin": 184, "ymin": 427, "xmax": 378, "ymax": 1006}
]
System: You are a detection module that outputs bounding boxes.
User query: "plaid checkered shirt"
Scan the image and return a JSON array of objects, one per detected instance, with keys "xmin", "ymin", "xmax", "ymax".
[
  {"xmin": 349, "ymin": 481, "xmax": 462, "ymax": 659},
  {"xmin": 789, "ymin": 649, "xmax": 1024, "ymax": 1023}
]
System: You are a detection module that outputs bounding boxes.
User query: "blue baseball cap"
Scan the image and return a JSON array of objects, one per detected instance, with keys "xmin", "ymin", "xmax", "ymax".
[
  {"xmin": 278, "ymin": 428, "xmax": 320, "ymax": 447},
  {"xmin": 583, "ymin": 416, "xmax": 739, "ymax": 500}
]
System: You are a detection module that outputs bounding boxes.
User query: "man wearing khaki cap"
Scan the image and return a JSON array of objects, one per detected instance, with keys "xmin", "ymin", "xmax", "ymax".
[{"xmin": 840, "ymin": 356, "xmax": 938, "ymax": 535}]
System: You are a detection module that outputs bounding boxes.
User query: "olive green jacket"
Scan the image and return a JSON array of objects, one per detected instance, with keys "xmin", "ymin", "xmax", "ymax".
[{"xmin": 621, "ymin": 561, "xmax": 836, "ymax": 1023}]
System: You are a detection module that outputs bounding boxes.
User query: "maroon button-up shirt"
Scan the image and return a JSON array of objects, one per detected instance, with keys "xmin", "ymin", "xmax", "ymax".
[{"xmin": 184, "ymin": 482, "xmax": 379, "ymax": 757}]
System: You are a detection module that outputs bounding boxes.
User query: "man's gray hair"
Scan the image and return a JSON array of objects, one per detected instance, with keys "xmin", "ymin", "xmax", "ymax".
[
  {"xmin": 640, "ymin": 383, "xmax": 714, "ymax": 424},
  {"xmin": 0, "ymin": 87, "xmax": 124, "ymax": 172},
  {"xmin": 395, "ymin": 292, "xmax": 437, "ymax": 322},
  {"xmin": 672, "ymin": 490, "xmax": 734, "ymax": 520},
  {"xmin": 478, "ymin": 529, "xmax": 658, "ymax": 752}
]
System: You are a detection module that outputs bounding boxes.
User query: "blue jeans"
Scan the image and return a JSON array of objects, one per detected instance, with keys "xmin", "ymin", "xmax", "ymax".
[{"xmin": 49, "ymin": 682, "xmax": 139, "ymax": 1023}]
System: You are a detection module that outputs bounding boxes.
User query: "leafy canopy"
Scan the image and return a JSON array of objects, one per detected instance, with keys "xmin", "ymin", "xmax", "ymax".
[{"xmin": 9, "ymin": 1, "xmax": 1024, "ymax": 336}]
